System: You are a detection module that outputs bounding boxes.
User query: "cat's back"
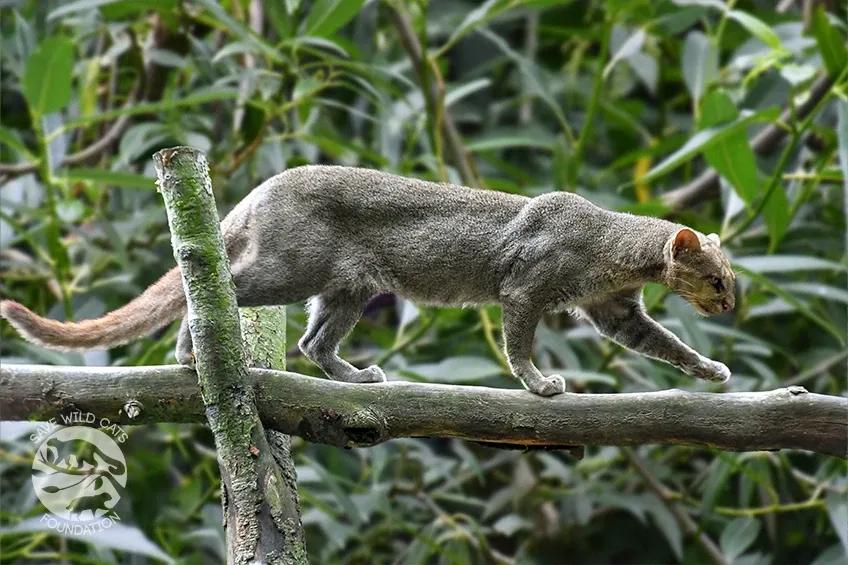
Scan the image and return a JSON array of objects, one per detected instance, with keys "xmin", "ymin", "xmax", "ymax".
[{"xmin": 264, "ymin": 165, "xmax": 527, "ymax": 216}]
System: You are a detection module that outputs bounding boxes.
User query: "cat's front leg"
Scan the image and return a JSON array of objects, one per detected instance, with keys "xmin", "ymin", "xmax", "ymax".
[
  {"xmin": 502, "ymin": 300, "xmax": 565, "ymax": 396},
  {"xmin": 582, "ymin": 290, "xmax": 731, "ymax": 384},
  {"xmin": 688, "ymin": 356, "xmax": 731, "ymax": 383}
]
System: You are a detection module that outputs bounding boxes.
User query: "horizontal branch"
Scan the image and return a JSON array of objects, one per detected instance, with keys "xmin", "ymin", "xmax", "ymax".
[{"xmin": 2, "ymin": 364, "xmax": 845, "ymax": 457}]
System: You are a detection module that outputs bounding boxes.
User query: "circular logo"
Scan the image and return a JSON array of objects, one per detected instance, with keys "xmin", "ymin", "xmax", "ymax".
[{"xmin": 32, "ymin": 426, "xmax": 127, "ymax": 521}]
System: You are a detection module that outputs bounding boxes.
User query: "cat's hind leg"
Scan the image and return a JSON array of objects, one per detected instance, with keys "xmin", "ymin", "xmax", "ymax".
[{"xmin": 299, "ymin": 291, "xmax": 386, "ymax": 384}]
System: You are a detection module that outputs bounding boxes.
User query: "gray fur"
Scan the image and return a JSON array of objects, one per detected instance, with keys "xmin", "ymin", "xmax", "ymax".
[{"xmin": 175, "ymin": 165, "xmax": 735, "ymax": 396}]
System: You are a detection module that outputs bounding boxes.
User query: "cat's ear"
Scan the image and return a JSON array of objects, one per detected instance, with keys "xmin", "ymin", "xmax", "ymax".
[
  {"xmin": 707, "ymin": 233, "xmax": 721, "ymax": 246},
  {"xmin": 672, "ymin": 228, "xmax": 701, "ymax": 257}
]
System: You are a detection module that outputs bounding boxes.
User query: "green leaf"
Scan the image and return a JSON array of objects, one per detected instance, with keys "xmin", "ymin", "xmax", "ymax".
[
  {"xmin": 404, "ymin": 356, "xmax": 502, "ymax": 383},
  {"xmin": 825, "ymin": 493, "xmax": 848, "ymax": 555},
  {"xmin": 99, "ymin": 0, "xmax": 178, "ymax": 19},
  {"xmin": 700, "ymin": 456, "xmax": 734, "ymax": 514},
  {"xmin": 193, "ymin": 0, "xmax": 282, "ymax": 62},
  {"xmin": 23, "ymin": 36, "xmax": 75, "ymax": 116},
  {"xmin": 211, "ymin": 41, "xmax": 257, "ymax": 63},
  {"xmin": 682, "ymin": 30, "xmax": 718, "ymax": 102},
  {"xmin": 838, "ymin": 97, "xmax": 848, "ymax": 204},
  {"xmin": 56, "ymin": 199, "xmax": 85, "ymax": 223},
  {"xmin": 734, "ymin": 265, "xmax": 847, "ymax": 345},
  {"xmin": 666, "ymin": 294, "xmax": 711, "ymax": 352},
  {"xmin": 479, "ymin": 29, "xmax": 571, "ymax": 136},
  {"xmin": 645, "ymin": 495, "xmax": 683, "ymax": 559},
  {"xmin": 438, "ymin": 0, "xmax": 511, "ymax": 56},
  {"xmin": 726, "ymin": 10, "xmax": 784, "ymax": 51},
  {"xmin": 63, "ymin": 88, "xmax": 239, "ymax": 129},
  {"xmin": 1, "ymin": 518, "xmax": 173, "ymax": 563},
  {"xmin": 492, "ymin": 514, "xmax": 531, "ymax": 537},
  {"xmin": 467, "ymin": 134, "xmax": 554, "ymax": 152},
  {"xmin": 640, "ymin": 107, "xmax": 777, "ymax": 185},
  {"xmin": 734, "ymin": 255, "xmax": 847, "ymax": 273},
  {"xmin": 63, "ymin": 168, "xmax": 155, "ymax": 190},
  {"xmin": 811, "ymin": 545, "xmax": 848, "ymax": 565},
  {"xmin": 720, "ymin": 517, "xmax": 761, "ymax": 562},
  {"xmin": 0, "ymin": 125, "xmax": 34, "ymax": 158},
  {"xmin": 604, "ymin": 27, "xmax": 646, "ymax": 79},
  {"xmin": 300, "ymin": 457, "xmax": 366, "ymax": 525},
  {"xmin": 762, "ymin": 182, "xmax": 790, "ymax": 250},
  {"xmin": 292, "ymin": 75, "xmax": 324, "ymax": 102},
  {"xmin": 304, "ymin": 0, "xmax": 365, "ymax": 37},
  {"xmin": 445, "ymin": 78, "xmax": 492, "ymax": 107},
  {"xmin": 284, "ymin": 35, "xmax": 350, "ymax": 57},
  {"xmin": 47, "ymin": 0, "xmax": 119, "ymax": 20},
  {"xmin": 811, "ymin": 7, "xmax": 848, "ymax": 77},
  {"xmin": 699, "ymin": 89, "xmax": 759, "ymax": 206},
  {"xmin": 780, "ymin": 63, "xmax": 817, "ymax": 86},
  {"xmin": 783, "ymin": 283, "xmax": 848, "ymax": 305}
]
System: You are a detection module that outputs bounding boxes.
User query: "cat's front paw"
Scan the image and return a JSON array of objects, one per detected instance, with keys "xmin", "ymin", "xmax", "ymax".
[
  {"xmin": 349, "ymin": 365, "xmax": 387, "ymax": 384},
  {"xmin": 692, "ymin": 359, "xmax": 731, "ymax": 383},
  {"xmin": 526, "ymin": 374, "xmax": 566, "ymax": 397}
]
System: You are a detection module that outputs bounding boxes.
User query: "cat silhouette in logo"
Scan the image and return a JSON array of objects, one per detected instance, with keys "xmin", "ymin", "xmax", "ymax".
[{"xmin": 66, "ymin": 492, "xmax": 113, "ymax": 521}]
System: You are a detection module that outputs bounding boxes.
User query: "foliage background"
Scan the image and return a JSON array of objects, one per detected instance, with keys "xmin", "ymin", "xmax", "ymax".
[{"xmin": 1, "ymin": 0, "xmax": 846, "ymax": 563}]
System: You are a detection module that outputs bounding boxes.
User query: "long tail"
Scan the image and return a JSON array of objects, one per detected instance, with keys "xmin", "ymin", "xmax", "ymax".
[{"xmin": 0, "ymin": 267, "xmax": 185, "ymax": 350}]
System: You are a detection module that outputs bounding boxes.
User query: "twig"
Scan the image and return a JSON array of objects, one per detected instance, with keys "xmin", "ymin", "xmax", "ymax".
[
  {"xmin": 624, "ymin": 448, "xmax": 728, "ymax": 565},
  {"xmin": 661, "ymin": 73, "xmax": 836, "ymax": 210},
  {"xmin": 479, "ymin": 309, "xmax": 510, "ymax": 371},
  {"xmin": 0, "ymin": 81, "xmax": 141, "ymax": 178},
  {"xmin": 387, "ymin": 3, "xmax": 478, "ymax": 186},
  {"xmin": 571, "ymin": 18, "xmax": 611, "ymax": 188}
]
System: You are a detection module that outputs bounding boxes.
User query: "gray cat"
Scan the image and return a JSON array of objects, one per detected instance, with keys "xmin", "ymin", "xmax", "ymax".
[{"xmin": 1, "ymin": 166, "xmax": 736, "ymax": 396}]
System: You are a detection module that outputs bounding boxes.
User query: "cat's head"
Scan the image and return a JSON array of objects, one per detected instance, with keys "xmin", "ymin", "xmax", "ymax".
[{"xmin": 665, "ymin": 228, "xmax": 735, "ymax": 316}]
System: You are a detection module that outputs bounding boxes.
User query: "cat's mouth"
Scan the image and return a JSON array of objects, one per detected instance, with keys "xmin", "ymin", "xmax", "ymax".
[{"xmin": 693, "ymin": 300, "xmax": 731, "ymax": 316}]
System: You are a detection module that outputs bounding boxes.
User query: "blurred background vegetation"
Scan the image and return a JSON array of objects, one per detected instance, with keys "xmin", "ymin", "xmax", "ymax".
[{"xmin": 1, "ymin": 0, "xmax": 846, "ymax": 563}]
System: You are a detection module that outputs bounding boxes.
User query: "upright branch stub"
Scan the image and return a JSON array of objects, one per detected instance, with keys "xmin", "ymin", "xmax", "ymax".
[
  {"xmin": 154, "ymin": 147, "xmax": 246, "ymax": 404},
  {"xmin": 153, "ymin": 146, "xmax": 305, "ymax": 564}
]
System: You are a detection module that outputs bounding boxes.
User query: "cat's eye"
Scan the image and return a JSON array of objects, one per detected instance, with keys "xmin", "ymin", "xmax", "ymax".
[{"xmin": 708, "ymin": 276, "xmax": 724, "ymax": 292}]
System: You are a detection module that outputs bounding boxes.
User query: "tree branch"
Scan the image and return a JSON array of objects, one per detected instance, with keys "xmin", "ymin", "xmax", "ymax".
[
  {"xmin": 387, "ymin": 3, "xmax": 479, "ymax": 186},
  {"xmin": 661, "ymin": 73, "xmax": 835, "ymax": 210},
  {"xmin": 2, "ymin": 364, "xmax": 845, "ymax": 457},
  {"xmin": 0, "ymin": 80, "xmax": 140, "ymax": 179},
  {"xmin": 153, "ymin": 147, "xmax": 302, "ymax": 563}
]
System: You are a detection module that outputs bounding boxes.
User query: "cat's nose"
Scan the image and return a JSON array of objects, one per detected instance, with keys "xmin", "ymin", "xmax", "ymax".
[{"xmin": 721, "ymin": 299, "xmax": 732, "ymax": 312}]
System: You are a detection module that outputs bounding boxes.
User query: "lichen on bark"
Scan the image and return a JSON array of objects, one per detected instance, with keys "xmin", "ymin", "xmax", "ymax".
[
  {"xmin": 242, "ymin": 305, "xmax": 307, "ymax": 562},
  {"xmin": 154, "ymin": 146, "xmax": 306, "ymax": 563}
]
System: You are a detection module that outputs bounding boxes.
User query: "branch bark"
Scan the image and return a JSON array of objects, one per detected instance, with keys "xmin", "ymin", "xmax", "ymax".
[
  {"xmin": 153, "ymin": 147, "xmax": 304, "ymax": 564},
  {"xmin": 2, "ymin": 364, "xmax": 845, "ymax": 457},
  {"xmin": 241, "ymin": 306, "xmax": 307, "ymax": 563}
]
